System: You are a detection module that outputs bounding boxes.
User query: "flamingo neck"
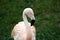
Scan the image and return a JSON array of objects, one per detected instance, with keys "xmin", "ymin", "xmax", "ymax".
[
  {"xmin": 23, "ymin": 13, "xmax": 29, "ymax": 27},
  {"xmin": 23, "ymin": 13, "xmax": 32, "ymax": 34}
]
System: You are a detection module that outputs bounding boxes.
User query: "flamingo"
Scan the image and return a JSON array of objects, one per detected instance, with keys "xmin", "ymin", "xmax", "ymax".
[{"xmin": 11, "ymin": 8, "xmax": 36, "ymax": 40}]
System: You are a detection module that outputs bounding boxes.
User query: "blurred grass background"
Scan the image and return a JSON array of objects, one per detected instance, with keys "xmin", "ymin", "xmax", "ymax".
[{"xmin": 0, "ymin": 0, "xmax": 60, "ymax": 40}]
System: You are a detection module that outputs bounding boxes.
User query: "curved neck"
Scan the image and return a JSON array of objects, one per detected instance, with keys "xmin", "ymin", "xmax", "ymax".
[{"xmin": 23, "ymin": 13, "xmax": 29, "ymax": 27}]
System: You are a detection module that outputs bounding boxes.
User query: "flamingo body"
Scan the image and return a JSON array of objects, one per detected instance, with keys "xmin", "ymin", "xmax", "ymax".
[{"xmin": 11, "ymin": 22, "xmax": 36, "ymax": 40}]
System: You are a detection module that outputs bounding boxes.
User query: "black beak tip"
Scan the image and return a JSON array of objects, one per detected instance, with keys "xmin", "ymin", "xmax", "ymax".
[{"xmin": 31, "ymin": 20, "xmax": 35, "ymax": 26}]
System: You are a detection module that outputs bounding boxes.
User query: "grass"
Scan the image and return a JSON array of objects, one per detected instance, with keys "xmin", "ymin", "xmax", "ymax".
[{"xmin": 0, "ymin": 0, "xmax": 60, "ymax": 40}]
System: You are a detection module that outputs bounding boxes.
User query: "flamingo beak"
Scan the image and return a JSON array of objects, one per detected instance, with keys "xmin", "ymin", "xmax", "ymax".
[{"xmin": 31, "ymin": 20, "xmax": 35, "ymax": 26}]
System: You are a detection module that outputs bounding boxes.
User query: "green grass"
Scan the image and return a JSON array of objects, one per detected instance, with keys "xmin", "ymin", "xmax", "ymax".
[{"xmin": 0, "ymin": 0, "xmax": 60, "ymax": 40}]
